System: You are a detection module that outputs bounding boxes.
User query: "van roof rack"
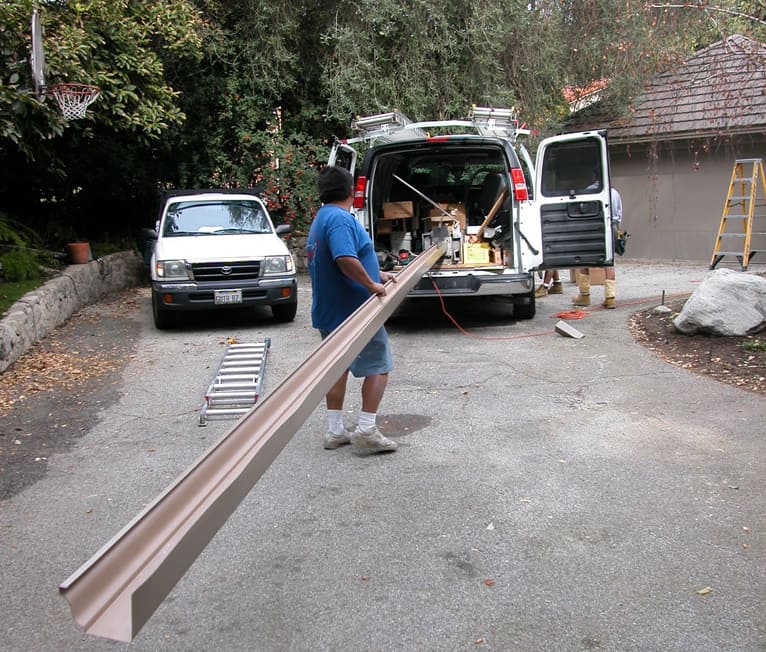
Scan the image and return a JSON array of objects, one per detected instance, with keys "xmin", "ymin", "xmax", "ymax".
[
  {"xmin": 348, "ymin": 110, "xmax": 428, "ymax": 144},
  {"xmin": 343, "ymin": 106, "xmax": 530, "ymax": 145}
]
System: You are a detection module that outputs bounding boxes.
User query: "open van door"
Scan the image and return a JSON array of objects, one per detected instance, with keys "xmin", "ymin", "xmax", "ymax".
[
  {"xmin": 327, "ymin": 140, "xmax": 368, "ymax": 229},
  {"xmin": 520, "ymin": 131, "xmax": 613, "ymax": 271},
  {"xmin": 327, "ymin": 141, "xmax": 357, "ymax": 173}
]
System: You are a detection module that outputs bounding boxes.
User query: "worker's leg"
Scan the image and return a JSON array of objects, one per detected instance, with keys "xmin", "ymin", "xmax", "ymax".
[
  {"xmin": 549, "ymin": 269, "xmax": 563, "ymax": 294},
  {"xmin": 603, "ymin": 266, "xmax": 616, "ymax": 309},
  {"xmin": 319, "ymin": 328, "xmax": 352, "ymax": 449},
  {"xmin": 536, "ymin": 270, "xmax": 556, "ymax": 298},
  {"xmin": 349, "ymin": 328, "xmax": 397, "ymax": 453},
  {"xmin": 573, "ymin": 268, "xmax": 591, "ymax": 306},
  {"xmin": 323, "ymin": 370, "xmax": 352, "ymax": 449},
  {"xmin": 361, "ymin": 373, "xmax": 388, "ymax": 414},
  {"xmin": 326, "ymin": 370, "xmax": 349, "ymax": 411}
]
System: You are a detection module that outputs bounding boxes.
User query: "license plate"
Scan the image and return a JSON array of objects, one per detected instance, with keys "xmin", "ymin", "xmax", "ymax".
[{"xmin": 214, "ymin": 289, "xmax": 243, "ymax": 305}]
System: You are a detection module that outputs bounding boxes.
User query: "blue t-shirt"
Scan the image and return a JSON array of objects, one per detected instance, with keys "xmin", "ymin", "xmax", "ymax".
[{"xmin": 307, "ymin": 204, "xmax": 380, "ymax": 331}]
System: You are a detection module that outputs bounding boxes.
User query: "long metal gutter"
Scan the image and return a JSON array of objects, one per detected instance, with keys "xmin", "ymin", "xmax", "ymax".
[{"xmin": 59, "ymin": 243, "xmax": 445, "ymax": 643}]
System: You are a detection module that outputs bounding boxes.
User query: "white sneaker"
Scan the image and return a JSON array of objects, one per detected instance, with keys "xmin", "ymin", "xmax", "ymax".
[
  {"xmin": 351, "ymin": 427, "xmax": 398, "ymax": 454},
  {"xmin": 323, "ymin": 429, "xmax": 353, "ymax": 450}
]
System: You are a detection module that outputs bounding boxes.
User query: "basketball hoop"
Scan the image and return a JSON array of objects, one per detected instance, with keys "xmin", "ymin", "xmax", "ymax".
[{"xmin": 47, "ymin": 83, "xmax": 100, "ymax": 120}]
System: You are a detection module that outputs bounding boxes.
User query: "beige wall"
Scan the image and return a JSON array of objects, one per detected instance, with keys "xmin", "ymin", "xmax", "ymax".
[{"xmin": 609, "ymin": 134, "xmax": 766, "ymax": 263}]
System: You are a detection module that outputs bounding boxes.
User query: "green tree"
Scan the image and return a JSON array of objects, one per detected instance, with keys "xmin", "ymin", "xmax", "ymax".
[
  {"xmin": 320, "ymin": 0, "xmax": 519, "ymax": 122},
  {"xmin": 3, "ymin": 0, "xmax": 765, "ymax": 247},
  {"xmin": 157, "ymin": 1, "xmax": 335, "ymax": 231},
  {"xmin": 320, "ymin": 0, "xmax": 766, "ymax": 132},
  {"xmin": 0, "ymin": 0, "xmax": 205, "ymax": 243}
]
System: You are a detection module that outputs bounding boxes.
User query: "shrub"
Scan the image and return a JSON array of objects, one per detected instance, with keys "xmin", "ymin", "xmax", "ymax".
[
  {"xmin": 210, "ymin": 123, "xmax": 324, "ymax": 236},
  {"xmin": 740, "ymin": 340, "xmax": 766, "ymax": 352},
  {"xmin": 0, "ymin": 249, "xmax": 41, "ymax": 282},
  {"xmin": 254, "ymin": 134, "xmax": 323, "ymax": 235},
  {"xmin": 0, "ymin": 212, "xmax": 40, "ymax": 249}
]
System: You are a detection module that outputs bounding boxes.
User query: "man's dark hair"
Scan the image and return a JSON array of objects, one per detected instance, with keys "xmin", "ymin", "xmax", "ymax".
[{"xmin": 318, "ymin": 166, "xmax": 354, "ymax": 204}]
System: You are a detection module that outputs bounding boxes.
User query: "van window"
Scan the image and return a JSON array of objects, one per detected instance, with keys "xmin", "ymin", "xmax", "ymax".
[{"xmin": 540, "ymin": 137, "xmax": 603, "ymax": 197}]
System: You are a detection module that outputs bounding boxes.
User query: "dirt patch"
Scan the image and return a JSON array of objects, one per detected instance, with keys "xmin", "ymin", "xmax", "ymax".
[{"xmin": 629, "ymin": 298, "xmax": 766, "ymax": 396}]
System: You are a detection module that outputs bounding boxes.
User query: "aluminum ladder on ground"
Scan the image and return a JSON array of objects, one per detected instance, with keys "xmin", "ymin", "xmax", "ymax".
[
  {"xmin": 710, "ymin": 158, "xmax": 766, "ymax": 270},
  {"xmin": 199, "ymin": 339, "xmax": 270, "ymax": 426}
]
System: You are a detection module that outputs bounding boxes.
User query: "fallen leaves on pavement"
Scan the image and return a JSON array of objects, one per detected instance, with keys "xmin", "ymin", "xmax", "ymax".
[
  {"xmin": 0, "ymin": 291, "xmax": 141, "ymax": 417},
  {"xmin": 0, "ymin": 342, "xmax": 124, "ymax": 416}
]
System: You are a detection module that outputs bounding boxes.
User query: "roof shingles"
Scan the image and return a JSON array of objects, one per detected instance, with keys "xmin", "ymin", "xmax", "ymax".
[{"xmin": 596, "ymin": 35, "xmax": 766, "ymax": 143}]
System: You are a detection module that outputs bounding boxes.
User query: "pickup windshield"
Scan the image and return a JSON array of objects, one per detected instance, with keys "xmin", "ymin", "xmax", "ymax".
[{"xmin": 163, "ymin": 200, "xmax": 272, "ymax": 236}]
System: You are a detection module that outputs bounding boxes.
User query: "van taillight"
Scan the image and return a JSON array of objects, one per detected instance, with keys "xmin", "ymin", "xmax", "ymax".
[
  {"xmin": 353, "ymin": 176, "xmax": 367, "ymax": 209},
  {"xmin": 510, "ymin": 168, "xmax": 529, "ymax": 202}
]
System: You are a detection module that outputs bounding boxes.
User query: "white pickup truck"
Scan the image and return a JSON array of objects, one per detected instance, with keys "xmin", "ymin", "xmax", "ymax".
[
  {"xmin": 150, "ymin": 189, "xmax": 297, "ymax": 329},
  {"xmin": 329, "ymin": 107, "xmax": 615, "ymax": 318}
]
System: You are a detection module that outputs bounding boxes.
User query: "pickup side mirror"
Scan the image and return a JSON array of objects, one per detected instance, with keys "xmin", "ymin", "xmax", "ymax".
[{"xmin": 276, "ymin": 224, "xmax": 292, "ymax": 237}]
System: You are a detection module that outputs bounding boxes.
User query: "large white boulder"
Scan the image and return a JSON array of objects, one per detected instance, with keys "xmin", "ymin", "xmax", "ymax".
[{"xmin": 673, "ymin": 268, "xmax": 766, "ymax": 336}]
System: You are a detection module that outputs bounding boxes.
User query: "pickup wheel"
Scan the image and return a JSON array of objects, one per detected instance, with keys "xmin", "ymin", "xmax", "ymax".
[
  {"xmin": 513, "ymin": 291, "xmax": 536, "ymax": 320},
  {"xmin": 152, "ymin": 292, "xmax": 175, "ymax": 329},
  {"xmin": 271, "ymin": 301, "xmax": 297, "ymax": 323}
]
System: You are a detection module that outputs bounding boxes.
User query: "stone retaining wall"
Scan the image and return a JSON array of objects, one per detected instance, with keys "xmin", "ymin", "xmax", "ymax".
[
  {"xmin": 287, "ymin": 235, "xmax": 308, "ymax": 273},
  {"xmin": 0, "ymin": 251, "xmax": 143, "ymax": 373}
]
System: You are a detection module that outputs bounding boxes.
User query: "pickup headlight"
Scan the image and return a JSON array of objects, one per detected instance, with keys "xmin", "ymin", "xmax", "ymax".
[
  {"xmin": 155, "ymin": 260, "xmax": 190, "ymax": 279},
  {"xmin": 262, "ymin": 255, "xmax": 294, "ymax": 275}
]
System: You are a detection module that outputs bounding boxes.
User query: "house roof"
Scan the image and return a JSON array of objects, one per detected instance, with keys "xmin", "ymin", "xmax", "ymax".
[{"xmin": 576, "ymin": 34, "xmax": 766, "ymax": 144}]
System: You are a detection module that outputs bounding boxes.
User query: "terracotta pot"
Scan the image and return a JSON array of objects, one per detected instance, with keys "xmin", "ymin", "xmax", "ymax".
[{"xmin": 67, "ymin": 242, "xmax": 91, "ymax": 264}]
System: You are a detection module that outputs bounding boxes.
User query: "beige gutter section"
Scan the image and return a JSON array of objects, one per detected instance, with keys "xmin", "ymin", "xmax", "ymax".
[{"xmin": 59, "ymin": 243, "xmax": 446, "ymax": 643}]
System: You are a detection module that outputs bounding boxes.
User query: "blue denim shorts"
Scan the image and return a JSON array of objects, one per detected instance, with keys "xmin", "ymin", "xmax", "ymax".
[{"xmin": 320, "ymin": 326, "xmax": 394, "ymax": 378}]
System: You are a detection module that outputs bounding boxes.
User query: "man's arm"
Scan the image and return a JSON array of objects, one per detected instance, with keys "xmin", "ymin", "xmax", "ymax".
[{"xmin": 336, "ymin": 256, "xmax": 387, "ymax": 296}]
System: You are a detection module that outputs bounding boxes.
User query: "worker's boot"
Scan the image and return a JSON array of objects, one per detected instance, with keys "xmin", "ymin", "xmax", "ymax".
[
  {"xmin": 548, "ymin": 281, "xmax": 563, "ymax": 295},
  {"xmin": 535, "ymin": 284, "xmax": 549, "ymax": 298},
  {"xmin": 602, "ymin": 278, "xmax": 616, "ymax": 309},
  {"xmin": 572, "ymin": 274, "xmax": 591, "ymax": 307}
]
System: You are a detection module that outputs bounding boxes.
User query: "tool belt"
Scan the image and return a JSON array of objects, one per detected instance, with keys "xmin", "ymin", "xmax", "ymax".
[{"xmin": 613, "ymin": 223, "xmax": 629, "ymax": 256}]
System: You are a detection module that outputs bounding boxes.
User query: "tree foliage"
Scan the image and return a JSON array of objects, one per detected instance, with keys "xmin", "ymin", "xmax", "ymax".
[
  {"xmin": 320, "ymin": 0, "xmax": 764, "ymax": 129},
  {"xmin": 0, "ymin": 0, "xmax": 764, "ymax": 245},
  {"xmin": 320, "ymin": 0, "xmax": 519, "ymax": 121},
  {"xmin": 1, "ymin": 0, "xmax": 204, "ymax": 151}
]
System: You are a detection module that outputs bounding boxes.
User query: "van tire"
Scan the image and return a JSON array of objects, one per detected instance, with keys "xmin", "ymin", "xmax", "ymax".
[
  {"xmin": 271, "ymin": 301, "xmax": 298, "ymax": 323},
  {"xmin": 513, "ymin": 292, "xmax": 536, "ymax": 320}
]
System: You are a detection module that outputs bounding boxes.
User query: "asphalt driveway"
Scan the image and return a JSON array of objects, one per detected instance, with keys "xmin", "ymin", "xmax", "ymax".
[{"xmin": 0, "ymin": 261, "xmax": 764, "ymax": 651}]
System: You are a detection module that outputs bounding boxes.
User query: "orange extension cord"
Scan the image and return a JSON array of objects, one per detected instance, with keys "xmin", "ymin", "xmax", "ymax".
[
  {"xmin": 426, "ymin": 275, "xmax": 692, "ymax": 341},
  {"xmin": 428, "ymin": 275, "xmax": 555, "ymax": 341}
]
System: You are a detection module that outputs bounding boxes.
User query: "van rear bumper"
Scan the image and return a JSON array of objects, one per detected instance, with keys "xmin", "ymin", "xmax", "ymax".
[{"xmin": 409, "ymin": 271, "xmax": 533, "ymax": 297}]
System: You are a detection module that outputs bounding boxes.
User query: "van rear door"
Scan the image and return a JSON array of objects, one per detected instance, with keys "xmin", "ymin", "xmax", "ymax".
[
  {"xmin": 327, "ymin": 141, "xmax": 357, "ymax": 172},
  {"xmin": 521, "ymin": 131, "xmax": 613, "ymax": 270},
  {"xmin": 327, "ymin": 140, "xmax": 369, "ymax": 228}
]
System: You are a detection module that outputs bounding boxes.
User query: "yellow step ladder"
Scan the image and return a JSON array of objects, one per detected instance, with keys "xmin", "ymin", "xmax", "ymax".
[{"xmin": 710, "ymin": 158, "xmax": 766, "ymax": 270}]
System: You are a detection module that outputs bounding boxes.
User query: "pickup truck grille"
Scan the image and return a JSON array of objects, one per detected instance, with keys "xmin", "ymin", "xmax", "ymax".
[{"xmin": 190, "ymin": 260, "xmax": 261, "ymax": 282}]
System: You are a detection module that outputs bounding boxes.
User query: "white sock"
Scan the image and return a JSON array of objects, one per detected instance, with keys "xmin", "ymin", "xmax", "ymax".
[
  {"xmin": 327, "ymin": 409, "xmax": 345, "ymax": 435},
  {"xmin": 357, "ymin": 411, "xmax": 377, "ymax": 433}
]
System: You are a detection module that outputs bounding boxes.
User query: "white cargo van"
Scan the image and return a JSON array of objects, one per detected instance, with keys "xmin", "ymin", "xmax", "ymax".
[{"xmin": 329, "ymin": 107, "xmax": 614, "ymax": 318}]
